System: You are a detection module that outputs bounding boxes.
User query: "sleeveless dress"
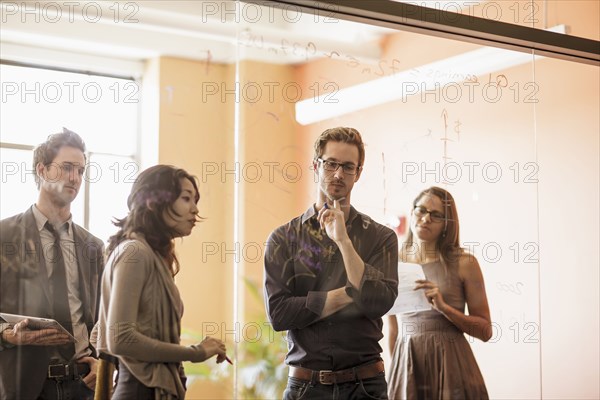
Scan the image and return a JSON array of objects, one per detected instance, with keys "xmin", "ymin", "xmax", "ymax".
[{"xmin": 387, "ymin": 260, "xmax": 488, "ymax": 400}]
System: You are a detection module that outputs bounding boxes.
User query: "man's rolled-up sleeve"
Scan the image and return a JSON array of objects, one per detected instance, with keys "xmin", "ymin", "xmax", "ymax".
[{"xmin": 345, "ymin": 229, "xmax": 398, "ymax": 319}]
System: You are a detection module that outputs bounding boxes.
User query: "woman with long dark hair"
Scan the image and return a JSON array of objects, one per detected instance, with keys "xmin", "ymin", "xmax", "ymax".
[
  {"xmin": 93, "ymin": 165, "xmax": 227, "ymax": 399},
  {"xmin": 387, "ymin": 186, "xmax": 491, "ymax": 399}
]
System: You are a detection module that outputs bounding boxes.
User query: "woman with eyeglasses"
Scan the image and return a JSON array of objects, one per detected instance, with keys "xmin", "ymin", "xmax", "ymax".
[{"xmin": 387, "ymin": 186, "xmax": 491, "ymax": 399}]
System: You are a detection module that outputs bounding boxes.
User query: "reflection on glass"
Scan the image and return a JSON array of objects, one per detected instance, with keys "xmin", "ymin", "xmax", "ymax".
[
  {"xmin": 235, "ymin": 2, "xmax": 542, "ymax": 399},
  {"xmin": 2, "ymin": 1, "xmax": 596, "ymax": 398}
]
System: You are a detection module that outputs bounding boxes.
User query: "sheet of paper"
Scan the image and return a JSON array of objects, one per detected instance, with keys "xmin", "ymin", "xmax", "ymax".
[
  {"xmin": 0, "ymin": 312, "xmax": 77, "ymax": 342},
  {"xmin": 386, "ymin": 262, "xmax": 432, "ymax": 315}
]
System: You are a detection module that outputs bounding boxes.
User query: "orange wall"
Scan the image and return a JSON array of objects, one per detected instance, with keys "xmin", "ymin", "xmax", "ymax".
[
  {"xmin": 153, "ymin": 56, "xmax": 235, "ymax": 399},
  {"xmin": 536, "ymin": 58, "xmax": 599, "ymax": 398},
  {"xmin": 237, "ymin": 60, "xmax": 304, "ymax": 313}
]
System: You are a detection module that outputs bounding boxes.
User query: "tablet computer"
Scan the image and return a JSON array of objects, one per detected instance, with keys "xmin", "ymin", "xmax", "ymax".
[{"xmin": 0, "ymin": 313, "xmax": 77, "ymax": 342}]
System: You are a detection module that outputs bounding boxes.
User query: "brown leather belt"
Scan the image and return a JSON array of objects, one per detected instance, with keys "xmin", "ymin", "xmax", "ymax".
[{"xmin": 289, "ymin": 361, "xmax": 384, "ymax": 385}]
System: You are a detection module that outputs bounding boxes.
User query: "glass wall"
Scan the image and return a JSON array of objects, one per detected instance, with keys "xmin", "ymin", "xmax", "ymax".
[
  {"xmin": 1, "ymin": 1, "xmax": 597, "ymax": 399},
  {"xmin": 230, "ymin": 1, "xmax": 598, "ymax": 399}
]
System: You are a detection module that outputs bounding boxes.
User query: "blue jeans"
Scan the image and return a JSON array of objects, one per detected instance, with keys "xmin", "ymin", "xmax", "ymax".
[{"xmin": 283, "ymin": 373, "xmax": 388, "ymax": 400}]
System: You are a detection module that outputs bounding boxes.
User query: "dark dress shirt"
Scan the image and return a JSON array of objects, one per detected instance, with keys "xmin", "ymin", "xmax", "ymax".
[{"xmin": 264, "ymin": 205, "xmax": 398, "ymax": 370}]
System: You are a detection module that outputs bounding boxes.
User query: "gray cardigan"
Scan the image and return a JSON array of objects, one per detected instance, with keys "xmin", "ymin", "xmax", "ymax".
[{"xmin": 92, "ymin": 237, "xmax": 205, "ymax": 399}]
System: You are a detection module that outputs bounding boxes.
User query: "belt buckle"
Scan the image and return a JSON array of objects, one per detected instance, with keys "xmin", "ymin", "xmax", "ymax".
[
  {"xmin": 318, "ymin": 370, "xmax": 334, "ymax": 385},
  {"xmin": 48, "ymin": 364, "xmax": 69, "ymax": 379}
]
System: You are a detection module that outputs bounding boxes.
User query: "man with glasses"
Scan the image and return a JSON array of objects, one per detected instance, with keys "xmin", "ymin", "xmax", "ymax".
[
  {"xmin": 264, "ymin": 127, "xmax": 398, "ymax": 399},
  {"xmin": 0, "ymin": 128, "xmax": 104, "ymax": 400}
]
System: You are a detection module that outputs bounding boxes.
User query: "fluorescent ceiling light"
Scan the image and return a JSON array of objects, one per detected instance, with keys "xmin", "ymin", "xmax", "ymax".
[{"xmin": 296, "ymin": 25, "xmax": 566, "ymax": 125}]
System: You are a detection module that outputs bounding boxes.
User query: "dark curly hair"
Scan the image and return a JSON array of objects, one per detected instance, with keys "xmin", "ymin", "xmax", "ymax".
[{"xmin": 107, "ymin": 165, "xmax": 200, "ymax": 276}]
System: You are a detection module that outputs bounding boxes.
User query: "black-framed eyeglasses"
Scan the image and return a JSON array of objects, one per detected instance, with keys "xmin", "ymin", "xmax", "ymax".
[
  {"xmin": 317, "ymin": 158, "xmax": 360, "ymax": 175},
  {"xmin": 413, "ymin": 205, "xmax": 446, "ymax": 223}
]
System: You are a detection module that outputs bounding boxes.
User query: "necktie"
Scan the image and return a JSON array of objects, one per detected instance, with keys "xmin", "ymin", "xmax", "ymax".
[{"xmin": 45, "ymin": 221, "xmax": 75, "ymax": 361}]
